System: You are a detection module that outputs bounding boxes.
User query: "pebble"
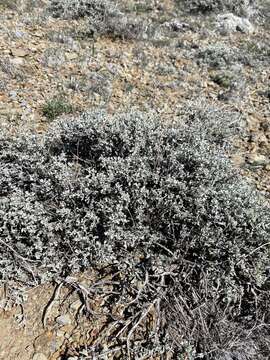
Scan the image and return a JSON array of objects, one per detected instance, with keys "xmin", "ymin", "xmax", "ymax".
[
  {"xmin": 65, "ymin": 52, "xmax": 78, "ymax": 61},
  {"xmin": 9, "ymin": 90, "xmax": 17, "ymax": 99},
  {"xmin": 10, "ymin": 57, "xmax": 24, "ymax": 66},
  {"xmin": 56, "ymin": 314, "xmax": 72, "ymax": 326},
  {"xmin": 11, "ymin": 48, "xmax": 28, "ymax": 57},
  {"xmin": 14, "ymin": 30, "xmax": 25, "ymax": 38},
  {"xmin": 247, "ymin": 154, "xmax": 269, "ymax": 166}
]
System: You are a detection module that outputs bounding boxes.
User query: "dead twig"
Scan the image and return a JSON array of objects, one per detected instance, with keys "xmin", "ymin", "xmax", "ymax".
[
  {"xmin": 126, "ymin": 271, "xmax": 149, "ymax": 307},
  {"xmin": 0, "ymin": 239, "xmax": 39, "ymax": 263},
  {"xmin": 236, "ymin": 241, "xmax": 270, "ymax": 265},
  {"xmin": 127, "ymin": 301, "xmax": 157, "ymax": 360},
  {"xmin": 42, "ymin": 281, "xmax": 64, "ymax": 328}
]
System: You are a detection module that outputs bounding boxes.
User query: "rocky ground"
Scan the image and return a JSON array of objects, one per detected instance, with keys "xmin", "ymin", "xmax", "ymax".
[
  {"xmin": 0, "ymin": 0, "xmax": 269, "ymax": 359},
  {"xmin": 0, "ymin": 270, "xmax": 124, "ymax": 360}
]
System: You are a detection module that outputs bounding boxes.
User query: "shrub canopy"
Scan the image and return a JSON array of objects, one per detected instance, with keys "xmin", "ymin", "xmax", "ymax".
[
  {"xmin": 178, "ymin": 0, "xmax": 255, "ymax": 16},
  {"xmin": 0, "ymin": 107, "xmax": 269, "ymax": 358}
]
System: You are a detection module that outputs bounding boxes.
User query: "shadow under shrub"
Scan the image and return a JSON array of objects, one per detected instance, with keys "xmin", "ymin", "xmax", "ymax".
[{"xmin": 0, "ymin": 107, "xmax": 269, "ymax": 358}]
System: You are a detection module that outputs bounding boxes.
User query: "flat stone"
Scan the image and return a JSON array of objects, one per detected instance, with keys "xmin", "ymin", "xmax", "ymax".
[
  {"xmin": 56, "ymin": 314, "xmax": 72, "ymax": 326},
  {"xmin": 247, "ymin": 154, "xmax": 269, "ymax": 166},
  {"xmin": 14, "ymin": 30, "xmax": 26, "ymax": 38},
  {"xmin": 65, "ymin": 52, "xmax": 78, "ymax": 61},
  {"xmin": 10, "ymin": 57, "xmax": 24, "ymax": 66},
  {"xmin": 11, "ymin": 48, "xmax": 28, "ymax": 57},
  {"xmin": 33, "ymin": 31, "xmax": 43, "ymax": 38}
]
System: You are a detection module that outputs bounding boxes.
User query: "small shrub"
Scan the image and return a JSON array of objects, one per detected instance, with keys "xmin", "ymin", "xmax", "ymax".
[
  {"xmin": 196, "ymin": 43, "xmax": 250, "ymax": 68},
  {"xmin": 133, "ymin": 2, "xmax": 154, "ymax": 13},
  {"xmin": 47, "ymin": 0, "xmax": 144, "ymax": 39},
  {"xmin": 177, "ymin": 0, "xmax": 255, "ymax": 16},
  {"xmin": 0, "ymin": 106, "xmax": 269, "ymax": 358},
  {"xmin": 240, "ymin": 39, "xmax": 270, "ymax": 63},
  {"xmin": 47, "ymin": 0, "xmax": 117, "ymax": 19},
  {"xmin": 211, "ymin": 71, "xmax": 236, "ymax": 88},
  {"xmin": 41, "ymin": 47, "xmax": 66, "ymax": 68},
  {"xmin": 0, "ymin": 57, "xmax": 25, "ymax": 80},
  {"xmin": 42, "ymin": 97, "xmax": 74, "ymax": 120}
]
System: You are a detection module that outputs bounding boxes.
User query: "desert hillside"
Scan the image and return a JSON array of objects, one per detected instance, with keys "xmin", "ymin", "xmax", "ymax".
[{"xmin": 0, "ymin": 1, "xmax": 269, "ymax": 359}]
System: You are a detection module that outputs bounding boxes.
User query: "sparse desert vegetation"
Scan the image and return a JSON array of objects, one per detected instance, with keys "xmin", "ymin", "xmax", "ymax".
[
  {"xmin": 42, "ymin": 96, "xmax": 75, "ymax": 120},
  {"xmin": 0, "ymin": 1, "xmax": 269, "ymax": 359}
]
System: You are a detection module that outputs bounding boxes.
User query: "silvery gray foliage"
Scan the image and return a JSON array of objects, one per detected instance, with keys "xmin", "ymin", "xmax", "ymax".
[
  {"xmin": 196, "ymin": 43, "xmax": 251, "ymax": 68},
  {"xmin": 216, "ymin": 13, "xmax": 254, "ymax": 35},
  {"xmin": 178, "ymin": 0, "xmax": 255, "ymax": 17},
  {"xmin": 47, "ymin": 0, "xmax": 120, "ymax": 20},
  {"xmin": 0, "ymin": 107, "xmax": 269, "ymax": 357},
  {"xmin": 47, "ymin": 0, "xmax": 144, "ymax": 39}
]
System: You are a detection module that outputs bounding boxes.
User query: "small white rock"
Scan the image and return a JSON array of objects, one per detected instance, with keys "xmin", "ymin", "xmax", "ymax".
[
  {"xmin": 9, "ymin": 91, "xmax": 17, "ymax": 99},
  {"xmin": 10, "ymin": 57, "xmax": 24, "ymax": 66},
  {"xmin": 216, "ymin": 13, "xmax": 254, "ymax": 35},
  {"xmin": 56, "ymin": 314, "xmax": 72, "ymax": 326}
]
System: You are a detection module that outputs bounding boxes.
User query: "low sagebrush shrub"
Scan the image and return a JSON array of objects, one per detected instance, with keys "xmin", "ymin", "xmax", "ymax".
[
  {"xmin": 211, "ymin": 70, "xmax": 236, "ymax": 88},
  {"xmin": 47, "ymin": 0, "xmax": 119, "ymax": 19},
  {"xmin": 177, "ymin": 0, "xmax": 255, "ymax": 16},
  {"xmin": 196, "ymin": 43, "xmax": 251, "ymax": 68},
  {"xmin": 47, "ymin": 0, "xmax": 143, "ymax": 39},
  {"xmin": 42, "ymin": 97, "xmax": 74, "ymax": 120},
  {"xmin": 0, "ymin": 106, "xmax": 269, "ymax": 358}
]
